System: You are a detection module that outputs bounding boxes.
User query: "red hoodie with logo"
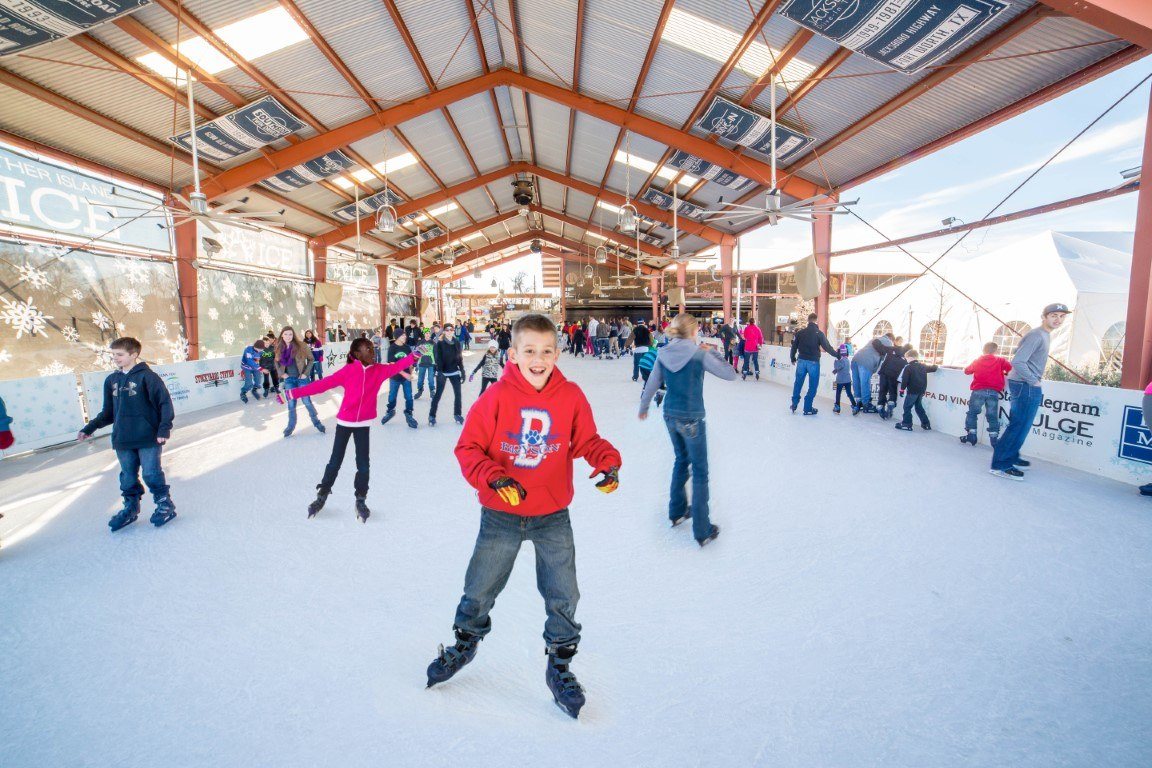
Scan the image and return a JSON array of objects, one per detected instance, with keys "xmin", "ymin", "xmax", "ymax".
[
  {"xmin": 964, "ymin": 353, "xmax": 1012, "ymax": 392},
  {"xmin": 455, "ymin": 362, "xmax": 621, "ymax": 517}
]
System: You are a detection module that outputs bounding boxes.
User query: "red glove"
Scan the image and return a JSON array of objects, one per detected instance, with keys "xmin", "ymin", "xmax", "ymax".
[
  {"xmin": 0, "ymin": 430, "xmax": 13, "ymax": 450},
  {"xmin": 590, "ymin": 466, "xmax": 620, "ymax": 494},
  {"xmin": 489, "ymin": 476, "xmax": 528, "ymax": 507}
]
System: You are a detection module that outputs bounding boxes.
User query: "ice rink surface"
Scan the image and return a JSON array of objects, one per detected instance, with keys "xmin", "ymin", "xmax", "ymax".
[{"xmin": 1, "ymin": 351, "xmax": 1150, "ymax": 767}]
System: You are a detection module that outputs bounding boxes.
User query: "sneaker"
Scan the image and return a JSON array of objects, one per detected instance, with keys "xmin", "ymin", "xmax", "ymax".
[
  {"xmin": 426, "ymin": 629, "xmax": 482, "ymax": 688},
  {"xmin": 895, "ymin": 422, "xmax": 912, "ymax": 431},
  {"xmin": 546, "ymin": 645, "xmax": 586, "ymax": 719},
  {"xmin": 697, "ymin": 525, "xmax": 721, "ymax": 547},
  {"xmin": 150, "ymin": 496, "xmax": 177, "ymax": 527},
  {"xmin": 990, "ymin": 468, "xmax": 1025, "ymax": 481},
  {"xmin": 1013, "ymin": 459, "xmax": 1031, "ymax": 469},
  {"xmin": 960, "ymin": 432, "xmax": 977, "ymax": 446},
  {"xmin": 803, "ymin": 409, "xmax": 818, "ymax": 416}
]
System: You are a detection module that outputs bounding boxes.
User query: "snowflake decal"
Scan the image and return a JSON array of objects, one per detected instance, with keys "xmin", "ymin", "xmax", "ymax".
[
  {"xmin": 295, "ymin": 300, "xmax": 305, "ymax": 314},
  {"xmin": 123, "ymin": 261, "xmax": 150, "ymax": 286},
  {"xmin": 116, "ymin": 322, "xmax": 126, "ymax": 333},
  {"xmin": 221, "ymin": 329, "xmax": 235, "ymax": 346},
  {"xmin": 166, "ymin": 335, "xmax": 189, "ymax": 363},
  {"xmin": 79, "ymin": 264, "xmax": 97, "ymax": 283},
  {"xmin": 221, "ymin": 277, "xmax": 238, "ymax": 299},
  {"xmin": 91, "ymin": 311, "xmax": 112, "ymax": 330},
  {"xmin": 1, "ymin": 296, "xmax": 52, "ymax": 338},
  {"xmin": 87, "ymin": 343, "xmax": 116, "ymax": 370},
  {"xmin": 259, "ymin": 308, "xmax": 274, "ymax": 327},
  {"xmin": 0, "ymin": 349, "xmax": 10, "ymax": 364},
  {"xmin": 17, "ymin": 263, "xmax": 50, "ymax": 290},
  {"xmin": 119, "ymin": 288, "xmax": 144, "ymax": 313},
  {"xmin": 153, "ymin": 319, "xmax": 168, "ymax": 336},
  {"xmin": 71, "ymin": 289, "xmax": 85, "ymax": 301},
  {"xmin": 292, "ymin": 283, "xmax": 309, "ymax": 297},
  {"xmin": 241, "ymin": 290, "xmax": 252, "ymax": 302},
  {"xmin": 207, "ymin": 307, "xmax": 219, "ymax": 321},
  {"xmin": 169, "ymin": 303, "xmax": 176, "ymax": 312},
  {"xmin": 39, "ymin": 360, "xmax": 74, "ymax": 376},
  {"xmin": 261, "ymin": 290, "xmax": 272, "ymax": 303},
  {"xmin": 61, "ymin": 325, "xmax": 80, "ymax": 343}
]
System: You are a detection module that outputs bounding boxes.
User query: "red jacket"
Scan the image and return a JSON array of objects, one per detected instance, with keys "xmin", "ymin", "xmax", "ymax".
[
  {"xmin": 455, "ymin": 363, "xmax": 621, "ymax": 516},
  {"xmin": 287, "ymin": 354, "xmax": 417, "ymax": 424},
  {"xmin": 741, "ymin": 323, "xmax": 764, "ymax": 352},
  {"xmin": 964, "ymin": 354, "xmax": 1012, "ymax": 392}
]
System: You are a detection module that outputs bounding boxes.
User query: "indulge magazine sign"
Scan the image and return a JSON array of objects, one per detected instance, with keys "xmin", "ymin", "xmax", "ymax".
[
  {"xmin": 169, "ymin": 96, "xmax": 306, "ymax": 162},
  {"xmin": 0, "ymin": 0, "xmax": 151, "ymax": 56},
  {"xmin": 778, "ymin": 0, "xmax": 1008, "ymax": 74}
]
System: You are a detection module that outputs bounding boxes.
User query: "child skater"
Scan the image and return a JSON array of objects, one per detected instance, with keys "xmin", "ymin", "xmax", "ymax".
[
  {"xmin": 77, "ymin": 337, "xmax": 176, "ymax": 531},
  {"xmin": 380, "ymin": 329, "xmax": 419, "ymax": 429},
  {"xmin": 894, "ymin": 350, "xmax": 938, "ymax": 432},
  {"xmin": 286, "ymin": 338, "xmax": 419, "ymax": 522},
  {"xmin": 468, "ymin": 339, "xmax": 504, "ymax": 395},
  {"xmin": 240, "ymin": 339, "xmax": 265, "ymax": 403},
  {"xmin": 425, "ymin": 314, "xmax": 621, "ymax": 719},
  {"xmin": 960, "ymin": 341, "xmax": 1012, "ymax": 446},
  {"xmin": 833, "ymin": 343, "xmax": 857, "ymax": 414},
  {"xmin": 275, "ymin": 326, "xmax": 325, "ymax": 437}
]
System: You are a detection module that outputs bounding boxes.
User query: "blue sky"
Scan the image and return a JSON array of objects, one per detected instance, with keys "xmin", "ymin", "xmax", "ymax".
[{"xmin": 739, "ymin": 55, "xmax": 1152, "ymax": 268}]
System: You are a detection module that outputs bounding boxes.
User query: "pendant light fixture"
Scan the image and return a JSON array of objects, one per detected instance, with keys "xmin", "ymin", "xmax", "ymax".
[
  {"xmin": 618, "ymin": 132, "xmax": 638, "ymax": 235},
  {"xmin": 374, "ymin": 132, "xmax": 399, "ymax": 233}
]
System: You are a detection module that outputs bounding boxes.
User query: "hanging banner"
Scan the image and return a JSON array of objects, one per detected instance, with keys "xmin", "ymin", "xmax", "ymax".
[
  {"xmin": 330, "ymin": 188, "xmax": 404, "ymax": 223},
  {"xmin": 262, "ymin": 151, "xmax": 355, "ymax": 193},
  {"xmin": 169, "ymin": 96, "xmax": 306, "ymax": 162},
  {"xmin": 640, "ymin": 188, "xmax": 708, "ymax": 222},
  {"xmin": 0, "ymin": 1, "xmax": 152, "ymax": 56},
  {"xmin": 397, "ymin": 226, "xmax": 444, "ymax": 249},
  {"xmin": 696, "ymin": 96, "xmax": 815, "ymax": 164},
  {"xmin": 666, "ymin": 150, "xmax": 753, "ymax": 190},
  {"xmin": 777, "ymin": 0, "xmax": 1008, "ymax": 75},
  {"xmin": 0, "ymin": 145, "xmax": 171, "ymax": 252},
  {"xmin": 198, "ymin": 222, "xmax": 308, "ymax": 275},
  {"xmin": 615, "ymin": 226, "xmax": 664, "ymax": 247}
]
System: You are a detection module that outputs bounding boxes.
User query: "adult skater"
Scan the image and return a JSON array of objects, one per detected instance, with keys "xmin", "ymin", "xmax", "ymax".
[
  {"xmin": 275, "ymin": 326, "xmax": 326, "ymax": 438},
  {"xmin": 990, "ymin": 303, "xmax": 1070, "ymax": 481},
  {"xmin": 740, "ymin": 318, "xmax": 764, "ymax": 380},
  {"xmin": 850, "ymin": 333, "xmax": 897, "ymax": 414},
  {"xmin": 287, "ymin": 337, "xmax": 420, "ymax": 521},
  {"xmin": 425, "ymin": 313, "xmax": 621, "ymax": 719},
  {"xmin": 380, "ymin": 329, "xmax": 418, "ymax": 429},
  {"xmin": 639, "ymin": 313, "xmax": 736, "ymax": 546},
  {"xmin": 428, "ymin": 321, "xmax": 465, "ymax": 426},
  {"xmin": 77, "ymin": 337, "xmax": 176, "ymax": 531},
  {"xmin": 789, "ymin": 313, "xmax": 840, "ymax": 415},
  {"xmin": 631, "ymin": 320, "xmax": 651, "ymax": 380}
]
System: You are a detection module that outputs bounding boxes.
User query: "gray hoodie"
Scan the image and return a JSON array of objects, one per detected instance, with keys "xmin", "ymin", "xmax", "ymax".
[
  {"xmin": 639, "ymin": 338, "xmax": 738, "ymax": 416},
  {"xmin": 852, "ymin": 334, "xmax": 894, "ymax": 371}
]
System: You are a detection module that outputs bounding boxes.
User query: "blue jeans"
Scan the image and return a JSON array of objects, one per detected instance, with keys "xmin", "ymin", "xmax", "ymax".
[
  {"xmin": 665, "ymin": 416, "xmax": 712, "ymax": 542},
  {"xmin": 965, "ymin": 389, "xmax": 1001, "ymax": 434},
  {"xmin": 283, "ymin": 376, "xmax": 319, "ymax": 432},
  {"xmin": 632, "ymin": 351, "xmax": 644, "ymax": 380},
  {"xmin": 852, "ymin": 361, "xmax": 874, "ymax": 407},
  {"xmin": 901, "ymin": 392, "xmax": 929, "ymax": 427},
  {"xmin": 791, "ymin": 359, "xmax": 820, "ymax": 411},
  {"xmin": 742, "ymin": 350, "xmax": 760, "ymax": 375},
  {"xmin": 310, "ymin": 360, "xmax": 324, "ymax": 381},
  {"xmin": 991, "ymin": 380, "xmax": 1041, "ymax": 470},
  {"xmin": 241, "ymin": 368, "xmax": 262, "ymax": 396},
  {"xmin": 416, "ymin": 366, "xmax": 436, "ymax": 396},
  {"xmin": 386, "ymin": 377, "xmax": 414, "ymax": 413},
  {"xmin": 116, "ymin": 446, "xmax": 168, "ymax": 501},
  {"xmin": 454, "ymin": 508, "xmax": 581, "ymax": 648}
]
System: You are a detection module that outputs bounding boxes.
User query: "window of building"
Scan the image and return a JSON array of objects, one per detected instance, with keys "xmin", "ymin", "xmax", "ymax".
[
  {"xmin": 1101, "ymin": 321, "xmax": 1125, "ymax": 372},
  {"xmin": 992, "ymin": 321, "xmax": 1031, "ymax": 359},
  {"xmin": 834, "ymin": 321, "xmax": 850, "ymax": 346},
  {"xmin": 919, "ymin": 320, "xmax": 947, "ymax": 364},
  {"xmin": 872, "ymin": 320, "xmax": 892, "ymax": 338}
]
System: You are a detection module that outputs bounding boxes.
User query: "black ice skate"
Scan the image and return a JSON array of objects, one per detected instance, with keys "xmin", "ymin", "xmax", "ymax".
[
  {"xmin": 454, "ymin": 415, "xmax": 464, "ymax": 425},
  {"xmin": 895, "ymin": 423, "xmax": 913, "ymax": 431},
  {"xmin": 405, "ymin": 412, "xmax": 418, "ymax": 429},
  {"xmin": 108, "ymin": 498, "xmax": 140, "ymax": 532},
  {"xmin": 428, "ymin": 416, "xmax": 436, "ymax": 426},
  {"xmin": 307, "ymin": 485, "xmax": 329, "ymax": 518},
  {"xmin": 355, "ymin": 496, "xmax": 371, "ymax": 523},
  {"xmin": 546, "ymin": 645, "xmax": 586, "ymax": 719},
  {"xmin": 426, "ymin": 629, "xmax": 481, "ymax": 687},
  {"xmin": 150, "ymin": 496, "xmax": 177, "ymax": 527},
  {"xmin": 671, "ymin": 512, "xmax": 691, "ymax": 528},
  {"xmin": 381, "ymin": 409, "xmax": 396, "ymax": 425},
  {"xmin": 960, "ymin": 431, "xmax": 978, "ymax": 446},
  {"xmin": 697, "ymin": 525, "xmax": 721, "ymax": 547}
]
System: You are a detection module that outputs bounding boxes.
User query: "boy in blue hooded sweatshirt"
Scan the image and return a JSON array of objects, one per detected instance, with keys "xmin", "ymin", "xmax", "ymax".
[
  {"xmin": 78, "ymin": 337, "xmax": 176, "ymax": 532},
  {"xmin": 240, "ymin": 339, "xmax": 265, "ymax": 403}
]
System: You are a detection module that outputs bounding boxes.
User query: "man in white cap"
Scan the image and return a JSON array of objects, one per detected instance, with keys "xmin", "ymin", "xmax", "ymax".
[{"xmin": 989, "ymin": 303, "xmax": 1070, "ymax": 480}]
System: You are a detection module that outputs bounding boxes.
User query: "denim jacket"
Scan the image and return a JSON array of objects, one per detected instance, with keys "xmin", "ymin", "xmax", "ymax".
[{"xmin": 639, "ymin": 338, "xmax": 737, "ymax": 419}]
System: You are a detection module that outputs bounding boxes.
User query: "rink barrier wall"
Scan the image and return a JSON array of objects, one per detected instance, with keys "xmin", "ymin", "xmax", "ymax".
[
  {"xmin": 758, "ymin": 345, "xmax": 1151, "ymax": 487},
  {"xmin": 0, "ymin": 344, "xmax": 353, "ymax": 459}
]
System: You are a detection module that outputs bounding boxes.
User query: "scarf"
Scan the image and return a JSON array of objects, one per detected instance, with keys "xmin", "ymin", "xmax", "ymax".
[{"xmin": 278, "ymin": 342, "xmax": 296, "ymax": 368}]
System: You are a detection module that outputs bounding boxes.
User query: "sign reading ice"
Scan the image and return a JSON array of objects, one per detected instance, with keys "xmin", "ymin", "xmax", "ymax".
[
  {"xmin": 0, "ymin": 0, "xmax": 152, "ymax": 56},
  {"xmin": 695, "ymin": 97, "xmax": 814, "ymax": 164},
  {"xmin": 0, "ymin": 145, "xmax": 170, "ymax": 252},
  {"xmin": 169, "ymin": 96, "xmax": 306, "ymax": 162},
  {"xmin": 199, "ymin": 223, "xmax": 308, "ymax": 275},
  {"xmin": 778, "ymin": 0, "xmax": 1008, "ymax": 74}
]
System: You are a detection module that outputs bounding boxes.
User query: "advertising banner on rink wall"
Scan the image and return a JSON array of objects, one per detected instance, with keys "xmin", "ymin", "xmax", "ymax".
[
  {"xmin": 0, "ymin": 1, "xmax": 152, "ymax": 56},
  {"xmin": 777, "ymin": 0, "xmax": 1008, "ymax": 74},
  {"xmin": 169, "ymin": 96, "xmax": 306, "ymax": 162},
  {"xmin": 81, "ymin": 356, "xmax": 244, "ymax": 428},
  {"xmin": 0, "ymin": 373, "xmax": 86, "ymax": 456},
  {"xmin": 758, "ymin": 345, "xmax": 1151, "ymax": 486},
  {"xmin": 322, "ymin": 342, "xmax": 351, "ymax": 375}
]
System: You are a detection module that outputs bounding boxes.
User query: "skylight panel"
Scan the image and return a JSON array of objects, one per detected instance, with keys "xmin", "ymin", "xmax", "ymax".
[{"xmin": 661, "ymin": 8, "xmax": 816, "ymax": 84}]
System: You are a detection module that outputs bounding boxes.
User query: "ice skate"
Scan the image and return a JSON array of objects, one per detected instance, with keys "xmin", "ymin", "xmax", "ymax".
[
  {"xmin": 895, "ymin": 423, "xmax": 913, "ymax": 431},
  {"xmin": 989, "ymin": 432, "xmax": 1000, "ymax": 448},
  {"xmin": 833, "ymin": 404, "xmax": 841, "ymax": 414},
  {"xmin": 405, "ymin": 412, "xmax": 418, "ymax": 429},
  {"xmin": 108, "ymin": 498, "xmax": 140, "ymax": 532},
  {"xmin": 990, "ymin": 468, "xmax": 1024, "ymax": 481},
  {"xmin": 546, "ymin": 645, "xmax": 586, "ymax": 719},
  {"xmin": 355, "ymin": 496, "xmax": 370, "ymax": 523},
  {"xmin": 307, "ymin": 485, "xmax": 329, "ymax": 518},
  {"xmin": 426, "ymin": 629, "xmax": 481, "ymax": 687},
  {"xmin": 149, "ymin": 496, "xmax": 176, "ymax": 527},
  {"xmin": 380, "ymin": 409, "xmax": 396, "ymax": 425},
  {"xmin": 428, "ymin": 416, "xmax": 436, "ymax": 426},
  {"xmin": 670, "ymin": 512, "xmax": 691, "ymax": 528},
  {"xmin": 454, "ymin": 415, "xmax": 464, "ymax": 425},
  {"xmin": 697, "ymin": 525, "xmax": 720, "ymax": 547},
  {"xmin": 960, "ymin": 432, "xmax": 978, "ymax": 446},
  {"xmin": 240, "ymin": 392, "xmax": 249, "ymax": 404},
  {"xmin": 803, "ymin": 408, "xmax": 818, "ymax": 416}
]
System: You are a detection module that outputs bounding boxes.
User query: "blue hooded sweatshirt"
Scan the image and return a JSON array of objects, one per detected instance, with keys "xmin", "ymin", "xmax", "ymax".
[{"xmin": 80, "ymin": 363, "xmax": 174, "ymax": 449}]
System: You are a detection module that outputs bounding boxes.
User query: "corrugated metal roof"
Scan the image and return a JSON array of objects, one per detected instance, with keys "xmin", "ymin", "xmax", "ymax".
[
  {"xmin": 636, "ymin": 39, "xmax": 722, "ymax": 128},
  {"xmin": 568, "ymin": 111, "xmax": 623, "ymax": 184},
  {"xmin": 398, "ymin": 110, "xmax": 475, "ymax": 187},
  {"xmin": 579, "ymin": 0, "xmax": 666, "ymax": 104},
  {"xmin": 470, "ymin": 0, "xmax": 506, "ymax": 70},
  {"xmin": 526, "ymin": 94, "xmax": 571, "ymax": 171},
  {"xmin": 392, "ymin": 0, "xmax": 483, "ymax": 88},
  {"xmin": 346, "ymin": 130, "xmax": 441, "ymax": 199},
  {"xmin": 515, "ymin": 0, "xmax": 577, "ymax": 87},
  {"xmin": 536, "ymin": 178, "xmax": 565, "ymax": 213},
  {"xmin": 445, "ymin": 93, "xmax": 508, "ymax": 171},
  {"xmin": 453, "ymin": 187, "xmax": 499, "ymax": 221}
]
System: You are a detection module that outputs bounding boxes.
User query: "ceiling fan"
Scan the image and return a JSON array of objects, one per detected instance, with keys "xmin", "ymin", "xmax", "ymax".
[{"xmin": 701, "ymin": 76, "xmax": 856, "ymax": 226}]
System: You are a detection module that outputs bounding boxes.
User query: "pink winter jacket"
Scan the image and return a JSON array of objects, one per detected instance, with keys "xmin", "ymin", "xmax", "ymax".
[
  {"xmin": 742, "ymin": 324, "xmax": 764, "ymax": 353},
  {"xmin": 287, "ymin": 354, "xmax": 417, "ymax": 424}
]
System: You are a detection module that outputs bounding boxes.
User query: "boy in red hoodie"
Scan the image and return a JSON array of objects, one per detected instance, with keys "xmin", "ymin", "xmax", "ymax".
[
  {"xmin": 961, "ymin": 341, "xmax": 1012, "ymax": 447},
  {"xmin": 425, "ymin": 314, "xmax": 621, "ymax": 719}
]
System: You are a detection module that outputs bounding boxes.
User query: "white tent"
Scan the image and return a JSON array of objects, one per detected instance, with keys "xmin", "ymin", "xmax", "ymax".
[{"xmin": 826, "ymin": 231, "xmax": 1130, "ymax": 369}]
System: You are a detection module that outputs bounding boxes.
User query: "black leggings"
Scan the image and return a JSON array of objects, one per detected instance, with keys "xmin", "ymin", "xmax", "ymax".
[
  {"xmin": 835, "ymin": 383, "xmax": 856, "ymax": 408},
  {"xmin": 479, "ymin": 376, "xmax": 497, "ymax": 395},
  {"xmin": 262, "ymin": 367, "xmax": 280, "ymax": 392},
  {"xmin": 319, "ymin": 425, "xmax": 370, "ymax": 497},
  {"xmin": 430, "ymin": 373, "xmax": 462, "ymax": 418},
  {"xmin": 877, "ymin": 375, "xmax": 899, "ymax": 408}
]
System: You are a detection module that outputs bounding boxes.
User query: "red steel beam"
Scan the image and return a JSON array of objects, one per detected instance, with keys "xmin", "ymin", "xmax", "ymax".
[
  {"xmin": 742, "ymin": 29, "xmax": 815, "ymax": 105},
  {"xmin": 426, "ymin": 231, "xmax": 657, "ymax": 279},
  {"xmin": 561, "ymin": 0, "xmax": 587, "ymax": 215},
  {"xmin": 1040, "ymin": 0, "xmax": 1152, "ymax": 48},
  {"xmin": 1122, "ymin": 83, "xmax": 1152, "ymax": 388}
]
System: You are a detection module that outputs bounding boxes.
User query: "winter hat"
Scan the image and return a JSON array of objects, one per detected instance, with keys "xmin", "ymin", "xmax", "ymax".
[
  {"xmin": 838, "ymin": 344, "xmax": 849, "ymax": 357},
  {"xmin": 488, "ymin": 340, "xmax": 498, "ymax": 350}
]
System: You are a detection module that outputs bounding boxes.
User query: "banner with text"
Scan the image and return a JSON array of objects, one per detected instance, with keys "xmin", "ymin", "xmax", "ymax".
[
  {"xmin": 330, "ymin": 188, "xmax": 405, "ymax": 223},
  {"xmin": 198, "ymin": 222, "xmax": 308, "ymax": 275},
  {"xmin": 0, "ymin": 0, "xmax": 151, "ymax": 56},
  {"xmin": 262, "ymin": 151, "xmax": 355, "ymax": 193},
  {"xmin": 696, "ymin": 96, "xmax": 814, "ymax": 163},
  {"xmin": 778, "ymin": 0, "xmax": 1008, "ymax": 74},
  {"xmin": 397, "ymin": 226, "xmax": 444, "ymax": 249},
  {"xmin": 667, "ymin": 150, "xmax": 753, "ymax": 190},
  {"xmin": 640, "ymin": 188, "xmax": 708, "ymax": 221},
  {"xmin": 0, "ymin": 145, "xmax": 170, "ymax": 252},
  {"xmin": 169, "ymin": 96, "xmax": 306, "ymax": 162}
]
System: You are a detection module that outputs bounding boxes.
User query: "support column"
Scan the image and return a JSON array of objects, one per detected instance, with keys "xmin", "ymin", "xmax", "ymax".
[
  {"xmin": 376, "ymin": 263, "xmax": 389, "ymax": 331},
  {"xmin": 310, "ymin": 243, "xmax": 327, "ymax": 340},
  {"xmin": 559, "ymin": 258, "xmax": 567, "ymax": 322},
  {"xmin": 415, "ymin": 279, "xmax": 425, "ymax": 325},
  {"xmin": 650, "ymin": 276, "xmax": 660, "ymax": 323},
  {"xmin": 676, "ymin": 261, "xmax": 688, "ymax": 315},
  {"xmin": 1122, "ymin": 85, "xmax": 1152, "ymax": 389},
  {"xmin": 437, "ymin": 280, "xmax": 445, "ymax": 324},
  {"xmin": 720, "ymin": 242, "xmax": 734, "ymax": 323},
  {"xmin": 174, "ymin": 214, "xmax": 199, "ymax": 360},
  {"xmin": 751, "ymin": 273, "xmax": 759, "ymax": 325},
  {"xmin": 813, "ymin": 198, "xmax": 835, "ymax": 325}
]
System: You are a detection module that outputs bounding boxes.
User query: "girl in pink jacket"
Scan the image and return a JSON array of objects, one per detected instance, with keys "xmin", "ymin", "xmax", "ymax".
[{"xmin": 287, "ymin": 337, "xmax": 420, "ymax": 522}]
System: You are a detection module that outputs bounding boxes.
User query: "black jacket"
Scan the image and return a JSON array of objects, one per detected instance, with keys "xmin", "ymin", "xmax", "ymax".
[
  {"xmin": 81, "ymin": 363, "xmax": 174, "ymax": 449},
  {"xmin": 632, "ymin": 325, "xmax": 651, "ymax": 348},
  {"xmin": 900, "ymin": 360, "xmax": 939, "ymax": 394},
  {"xmin": 790, "ymin": 323, "xmax": 839, "ymax": 363},
  {"xmin": 718, "ymin": 324, "xmax": 736, "ymax": 344},
  {"xmin": 386, "ymin": 340, "xmax": 412, "ymax": 381},
  {"xmin": 879, "ymin": 346, "xmax": 911, "ymax": 380},
  {"xmin": 434, "ymin": 339, "xmax": 464, "ymax": 374},
  {"xmin": 496, "ymin": 330, "xmax": 512, "ymax": 350}
]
